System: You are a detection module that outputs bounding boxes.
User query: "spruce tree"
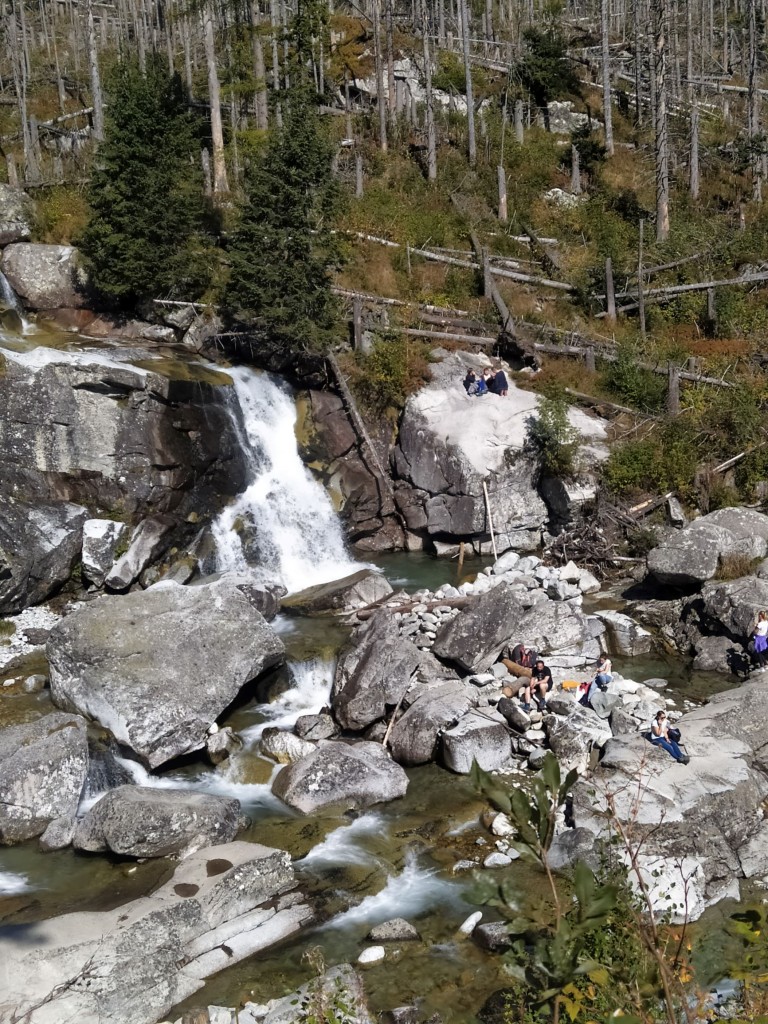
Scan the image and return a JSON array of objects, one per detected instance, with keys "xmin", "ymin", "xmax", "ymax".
[
  {"xmin": 80, "ymin": 57, "xmax": 210, "ymax": 306},
  {"xmin": 224, "ymin": 0, "xmax": 341, "ymax": 352}
]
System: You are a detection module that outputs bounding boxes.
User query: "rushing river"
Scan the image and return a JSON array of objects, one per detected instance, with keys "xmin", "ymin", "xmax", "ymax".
[{"xmin": 0, "ymin": 320, "xmax": 744, "ymax": 1022}]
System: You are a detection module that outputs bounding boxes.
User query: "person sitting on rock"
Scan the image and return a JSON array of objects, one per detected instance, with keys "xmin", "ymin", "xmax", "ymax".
[
  {"xmin": 463, "ymin": 369, "xmax": 477, "ymax": 394},
  {"xmin": 474, "ymin": 374, "xmax": 489, "ymax": 396},
  {"xmin": 491, "ymin": 366, "xmax": 509, "ymax": 396},
  {"xmin": 753, "ymin": 611, "xmax": 768, "ymax": 673},
  {"xmin": 500, "ymin": 642, "xmax": 535, "ymax": 680},
  {"xmin": 523, "ymin": 659, "xmax": 553, "ymax": 712},
  {"xmin": 650, "ymin": 710, "xmax": 689, "ymax": 764}
]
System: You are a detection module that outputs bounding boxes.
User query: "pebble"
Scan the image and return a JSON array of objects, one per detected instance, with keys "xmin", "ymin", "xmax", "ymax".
[
  {"xmin": 358, "ymin": 946, "xmax": 386, "ymax": 965},
  {"xmin": 490, "ymin": 812, "xmax": 515, "ymax": 838},
  {"xmin": 452, "ymin": 859, "xmax": 479, "ymax": 873},
  {"xmin": 483, "ymin": 852, "xmax": 513, "ymax": 868},
  {"xmin": 458, "ymin": 911, "xmax": 483, "ymax": 936}
]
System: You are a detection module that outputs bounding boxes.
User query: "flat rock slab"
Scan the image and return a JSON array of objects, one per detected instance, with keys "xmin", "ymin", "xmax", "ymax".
[
  {"xmin": 283, "ymin": 569, "xmax": 393, "ymax": 615},
  {"xmin": 47, "ymin": 579, "xmax": 285, "ymax": 768},
  {"xmin": 0, "ymin": 841, "xmax": 311, "ymax": 1024},
  {"xmin": 73, "ymin": 786, "xmax": 242, "ymax": 858},
  {"xmin": 0, "ymin": 712, "xmax": 88, "ymax": 844},
  {"xmin": 271, "ymin": 740, "xmax": 409, "ymax": 814}
]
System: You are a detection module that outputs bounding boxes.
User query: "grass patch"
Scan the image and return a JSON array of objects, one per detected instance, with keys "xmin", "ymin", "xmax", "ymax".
[{"xmin": 715, "ymin": 553, "xmax": 763, "ymax": 581}]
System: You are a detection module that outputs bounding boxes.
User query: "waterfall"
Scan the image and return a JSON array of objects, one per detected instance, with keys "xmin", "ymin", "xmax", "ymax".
[
  {"xmin": 0, "ymin": 271, "xmax": 34, "ymax": 335},
  {"xmin": 211, "ymin": 367, "xmax": 361, "ymax": 594}
]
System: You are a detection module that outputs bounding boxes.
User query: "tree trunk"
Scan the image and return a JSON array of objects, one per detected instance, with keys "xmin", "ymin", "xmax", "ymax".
[
  {"xmin": 86, "ymin": 0, "xmax": 104, "ymax": 142},
  {"xmin": 638, "ymin": 217, "xmax": 647, "ymax": 337},
  {"xmin": 385, "ymin": 0, "xmax": 396, "ymax": 115},
  {"xmin": 251, "ymin": 1, "xmax": 269, "ymax": 130},
  {"xmin": 748, "ymin": 0, "xmax": 762, "ymax": 201},
  {"xmin": 571, "ymin": 144, "xmax": 581, "ymax": 193},
  {"xmin": 421, "ymin": 0, "xmax": 438, "ymax": 180},
  {"xmin": 605, "ymin": 257, "xmax": 617, "ymax": 322},
  {"xmin": 202, "ymin": 1, "xmax": 230, "ymax": 201},
  {"xmin": 459, "ymin": 0, "xmax": 476, "ymax": 165},
  {"xmin": 372, "ymin": 0, "xmax": 388, "ymax": 150},
  {"xmin": 689, "ymin": 92, "xmax": 700, "ymax": 197},
  {"xmin": 652, "ymin": 0, "xmax": 670, "ymax": 241},
  {"xmin": 497, "ymin": 164, "xmax": 508, "ymax": 220},
  {"xmin": 601, "ymin": 0, "xmax": 615, "ymax": 155},
  {"xmin": 633, "ymin": 0, "xmax": 643, "ymax": 126}
]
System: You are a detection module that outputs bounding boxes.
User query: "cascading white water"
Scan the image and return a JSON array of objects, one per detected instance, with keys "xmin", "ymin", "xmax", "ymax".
[
  {"xmin": 0, "ymin": 871, "xmax": 32, "ymax": 895},
  {"xmin": 242, "ymin": 656, "xmax": 336, "ymax": 740},
  {"xmin": 211, "ymin": 366, "xmax": 361, "ymax": 594},
  {"xmin": 0, "ymin": 270, "xmax": 35, "ymax": 336}
]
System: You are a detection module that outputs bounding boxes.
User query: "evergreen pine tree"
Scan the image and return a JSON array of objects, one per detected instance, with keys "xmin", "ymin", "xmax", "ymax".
[
  {"xmin": 79, "ymin": 57, "xmax": 210, "ymax": 306},
  {"xmin": 224, "ymin": 0, "xmax": 341, "ymax": 352}
]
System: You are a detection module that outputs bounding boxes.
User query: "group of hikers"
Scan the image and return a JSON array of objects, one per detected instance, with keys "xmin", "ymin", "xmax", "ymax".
[
  {"xmin": 497, "ymin": 641, "xmax": 691, "ymax": 765},
  {"xmin": 463, "ymin": 366, "xmax": 509, "ymax": 397}
]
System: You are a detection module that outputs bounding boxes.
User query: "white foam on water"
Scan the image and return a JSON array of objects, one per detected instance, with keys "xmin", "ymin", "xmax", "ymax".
[
  {"xmin": 0, "ymin": 271, "xmax": 35, "ymax": 335},
  {"xmin": 210, "ymin": 366, "xmax": 361, "ymax": 594},
  {"xmin": 0, "ymin": 871, "xmax": 32, "ymax": 895},
  {"xmin": 242, "ymin": 657, "xmax": 336, "ymax": 741},
  {"xmin": 111, "ymin": 755, "xmax": 286, "ymax": 814},
  {"xmin": 301, "ymin": 813, "xmax": 386, "ymax": 869},
  {"xmin": 323, "ymin": 852, "xmax": 461, "ymax": 930}
]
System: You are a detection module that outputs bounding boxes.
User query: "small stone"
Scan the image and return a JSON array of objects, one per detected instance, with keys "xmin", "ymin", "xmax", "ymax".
[
  {"xmin": 452, "ymin": 859, "xmax": 479, "ymax": 873},
  {"xmin": 368, "ymin": 918, "xmax": 420, "ymax": 942},
  {"xmin": 23, "ymin": 674, "xmax": 47, "ymax": 693},
  {"xmin": 528, "ymin": 747, "xmax": 548, "ymax": 770},
  {"xmin": 469, "ymin": 673, "xmax": 496, "ymax": 687},
  {"xmin": 358, "ymin": 945, "xmax": 386, "ymax": 965},
  {"xmin": 524, "ymin": 729, "xmax": 546, "ymax": 742},
  {"xmin": 458, "ymin": 911, "xmax": 483, "ymax": 936},
  {"xmin": 490, "ymin": 812, "xmax": 515, "ymax": 838},
  {"xmin": 484, "ymin": 852, "xmax": 513, "ymax": 868},
  {"xmin": 473, "ymin": 921, "xmax": 512, "ymax": 952}
]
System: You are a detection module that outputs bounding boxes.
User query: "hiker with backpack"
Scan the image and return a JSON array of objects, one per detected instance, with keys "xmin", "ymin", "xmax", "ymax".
[{"xmin": 650, "ymin": 710, "xmax": 690, "ymax": 764}]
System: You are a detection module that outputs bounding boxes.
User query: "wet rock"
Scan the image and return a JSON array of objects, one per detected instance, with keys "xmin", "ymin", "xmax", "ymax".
[
  {"xmin": 73, "ymin": 786, "xmax": 242, "ymax": 858},
  {"xmin": 260, "ymin": 728, "xmax": 315, "ymax": 764},
  {"xmin": 388, "ymin": 679, "xmax": 477, "ymax": 766},
  {"xmin": 206, "ymin": 727, "xmax": 243, "ymax": 764},
  {"xmin": 442, "ymin": 708, "xmax": 512, "ymax": 773},
  {"xmin": 39, "ymin": 814, "xmax": 76, "ymax": 852},
  {"xmin": 0, "ymin": 712, "xmax": 88, "ymax": 844},
  {"xmin": 271, "ymin": 740, "xmax": 408, "ymax": 814},
  {"xmin": 284, "ymin": 569, "xmax": 393, "ymax": 615},
  {"xmin": 47, "ymin": 579, "xmax": 285, "ymax": 768},
  {"xmin": 1, "ymin": 841, "xmax": 311, "ymax": 1024},
  {"xmin": 23, "ymin": 673, "xmax": 47, "ymax": 693},
  {"xmin": 81, "ymin": 518, "xmax": 128, "ymax": 587},
  {"xmin": 0, "ymin": 353, "xmax": 246, "ymax": 524},
  {"xmin": 332, "ymin": 609, "xmax": 423, "ymax": 731},
  {"xmin": 458, "ymin": 911, "xmax": 483, "ymax": 935},
  {"xmin": 0, "ymin": 184, "xmax": 35, "ymax": 245},
  {"xmin": 594, "ymin": 610, "xmax": 653, "ymax": 657},
  {"xmin": 260, "ymin": 964, "xmax": 373, "ymax": 1024},
  {"xmin": 0, "ymin": 495, "xmax": 87, "ymax": 614},
  {"xmin": 647, "ymin": 508, "xmax": 768, "ymax": 587},
  {"xmin": 294, "ymin": 713, "xmax": 338, "ymax": 741},
  {"xmin": 1, "ymin": 242, "xmax": 89, "ymax": 309},
  {"xmin": 367, "ymin": 918, "xmax": 421, "ymax": 942},
  {"xmin": 473, "ymin": 922, "xmax": 512, "ymax": 952},
  {"xmin": 105, "ymin": 515, "xmax": 175, "ymax": 590}
]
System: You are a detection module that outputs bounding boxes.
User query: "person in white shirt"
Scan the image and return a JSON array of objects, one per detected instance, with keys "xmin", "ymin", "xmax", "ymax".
[{"xmin": 753, "ymin": 611, "xmax": 768, "ymax": 673}]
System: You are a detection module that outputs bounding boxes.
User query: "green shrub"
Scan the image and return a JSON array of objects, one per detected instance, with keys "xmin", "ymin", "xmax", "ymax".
[
  {"xmin": 600, "ymin": 348, "xmax": 667, "ymax": 413},
  {"xmin": 524, "ymin": 394, "xmax": 581, "ymax": 477},
  {"xmin": 348, "ymin": 335, "xmax": 431, "ymax": 412}
]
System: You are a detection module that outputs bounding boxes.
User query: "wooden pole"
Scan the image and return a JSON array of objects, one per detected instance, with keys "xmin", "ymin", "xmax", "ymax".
[
  {"xmin": 352, "ymin": 296, "xmax": 363, "ymax": 350},
  {"xmin": 482, "ymin": 480, "xmax": 498, "ymax": 560},
  {"xmin": 638, "ymin": 218, "xmax": 646, "ymax": 339},
  {"xmin": 497, "ymin": 164, "xmax": 508, "ymax": 221},
  {"xmin": 605, "ymin": 257, "xmax": 617, "ymax": 322},
  {"xmin": 666, "ymin": 362, "xmax": 680, "ymax": 416},
  {"xmin": 585, "ymin": 346, "xmax": 596, "ymax": 373}
]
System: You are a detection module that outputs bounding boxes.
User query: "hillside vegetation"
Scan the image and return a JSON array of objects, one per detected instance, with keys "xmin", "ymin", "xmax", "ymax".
[{"xmin": 3, "ymin": 0, "xmax": 768, "ymax": 508}]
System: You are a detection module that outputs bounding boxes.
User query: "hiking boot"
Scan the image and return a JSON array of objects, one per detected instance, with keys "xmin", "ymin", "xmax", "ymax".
[
  {"xmin": 680, "ymin": 754, "xmax": 691, "ymax": 764},
  {"xmin": 521, "ymin": 703, "xmax": 532, "ymax": 713},
  {"xmin": 537, "ymin": 699, "xmax": 547, "ymax": 712}
]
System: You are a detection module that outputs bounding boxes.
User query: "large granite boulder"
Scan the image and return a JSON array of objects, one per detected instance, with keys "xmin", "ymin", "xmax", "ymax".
[
  {"xmin": 47, "ymin": 579, "xmax": 285, "ymax": 768},
  {"xmin": 300, "ymin": 389, "xmax": 404, "ymax": 552},
  {"xmin": 432, "ymin": 583, "xmax": 525, "ymax": 672},
  {"xmin": 696, "ymin": 575, "xmax": 768, "ymax": 642},
  {"xmin": 0, "ymin": 495, "xmax": 87, "ymax": 613},
  {"xmin": 561, "ymin": 679, "xmax": 768, "ymax": 921},
  {"xmin": 0, "ymin": 712, "xmax": 88, "ymax": 844},
  {"xmin": 272, "ymin": 740, "xmax": 409, "ymax": 813},
  {"xmin": 73, "ymin": 786, "xmax": 242, "ymax": 858},
  {"xmin": 388, "ymin": 678, "xmax": 478, "ymax": 765},
  {"xmin": 104, "ymin": 515, "xmax": 175, "ymax": 590},
  {"xmin": 0, "ymin": 350, "xmax": 245, "ymax": 519},
  {"xmin": 544, "ymin": 705, "xmax": 612, "ymax": 773},
  {"xmin": 283, "ymin": 569, "xmax": 393, "ymax": 615},
  {"xmin": 0, "ymin": 184, "xmax": 35, "ymax": 245},
  {"xmin": 81, "ymin": 518, "xmax": 128, "ymax": 587},
  {"xmin": 1, "ymin": 242, "xmax": 88, "ymax": 309},
  {"xmin": 391, "ymin": 354, "xmax": 608, "ymax": 551},
  {"xmin": 331, "ymin": 609, "xmax": 425, "ymax": 730},
  {"xmin": 0, "ymin": 841, "xmax": 312, "ymax": 1024},
  {"xmin": 441, "ymin": 708, "xmax": 512, "ymax": 773},
  {"xmin": 594, "ymin": 610, "xmax": 653, "ymax": 657},
  {"xmin": 647, "ymin": 508, "xmax": 768, "ymax": 588}
]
